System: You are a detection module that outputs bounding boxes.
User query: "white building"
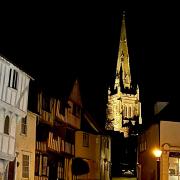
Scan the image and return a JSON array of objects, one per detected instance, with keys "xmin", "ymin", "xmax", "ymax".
[{"xmin": 0, "ymin": 55, "xmax": 32, "ymax": 179}]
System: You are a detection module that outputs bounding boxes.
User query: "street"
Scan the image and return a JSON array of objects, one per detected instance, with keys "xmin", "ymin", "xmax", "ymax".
[{"xmin": 112, "ymin": 177, "xmax": 137, "ymax": 180}]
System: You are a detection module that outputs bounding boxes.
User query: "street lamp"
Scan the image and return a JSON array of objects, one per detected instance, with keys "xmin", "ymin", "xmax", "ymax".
[{"xmin": 153, "ymin": 149, "xmax": 162, "ymax": 180}]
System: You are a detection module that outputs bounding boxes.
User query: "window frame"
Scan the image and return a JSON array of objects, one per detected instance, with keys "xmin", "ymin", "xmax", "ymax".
[
  {"xmin": 83, "ymin": 133, "xmax": 89, "ymax": 147},
  {"xmin": 22, "ymin": 154, "xmax": 30, "ymax": 178},
  {"xmin": 8, "ymin": 69, "xmax": 18, "ymax": 89},
  {"xmin": 4, "ymin": 116, "xmax": 10, "ymax": 135},
  {"xmin": 21, "ymin": 116, "xmax": 27, "ymax": 135}
]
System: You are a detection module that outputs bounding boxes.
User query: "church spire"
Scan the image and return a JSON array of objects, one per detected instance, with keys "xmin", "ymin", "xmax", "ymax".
[{"xmin": 114, "ymin": 11, "xmax": 131, "ymax": 90}]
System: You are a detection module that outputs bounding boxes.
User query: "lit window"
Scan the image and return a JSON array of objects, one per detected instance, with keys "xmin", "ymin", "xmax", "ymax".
[
  {"xmin": 4, "ymin": 116, "xmax": 10, "ymax": 135},
  {"xmin": 22, "ymin": 155, "xmax": 29, "ymax": 178},
  {"xmin": 123, "ymin": 105, "xmax": 127, "ymax": 117},
  {"xmin": 83, "ymin": 133, "xmax": 89, "ymax": 147},
  {"xmin": 21, "ymin": 116, "xmax": 27, "ymax": 135},
  {"xmin": 8, "ymin": 69, "xmax": 18, "ymax": 89}
]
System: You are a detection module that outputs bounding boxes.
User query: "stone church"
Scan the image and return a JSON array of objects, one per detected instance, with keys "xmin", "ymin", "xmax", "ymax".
[{"xmin": 105, "ymin": 12, "xmax": 142, "ymax": 138}]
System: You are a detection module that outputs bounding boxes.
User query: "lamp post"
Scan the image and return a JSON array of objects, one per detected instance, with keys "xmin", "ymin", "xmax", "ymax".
[{"xmin": 153, "ymin": 149, "xmax": 162, "ymax": 180}]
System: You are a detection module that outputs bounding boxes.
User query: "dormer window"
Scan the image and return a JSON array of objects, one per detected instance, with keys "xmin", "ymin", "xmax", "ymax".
[{"xmin": 8, "ymin": 69, "xmax": 18, "ymax": 89}]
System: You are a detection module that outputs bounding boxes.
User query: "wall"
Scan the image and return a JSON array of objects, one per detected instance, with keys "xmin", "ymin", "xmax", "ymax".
[
  {"xmin": 0, "ymin": 56, "xmax": 30, "ymax": 115},
  {"xmin": 100, "ymin": 135, "xmax": 111, "ymax": 180},
  {"xmin": 15, "ymin": 111, "xmax": 36, "ymax": 180},
  {"xmin": 75, "ymin": 131, "xmax": 100, "ymax": 180},
  {"xmin": 66, "ymin": 100, "xmax": 81, "ymax": 129},
  {"xmin": 160, "ymin": 121, "xmax": 180, "ymax": 147},
  {"xmin": 138, "ymin": 123, "xmax": 159, "ymax": 180}
]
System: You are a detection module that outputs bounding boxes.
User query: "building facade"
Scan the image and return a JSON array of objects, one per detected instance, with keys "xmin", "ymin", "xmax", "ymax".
[
  {"xmin": 75, "ymin": 111, "xmax": 111, "ymax": 180},
  {"xmin": 35, "ymin": 79, "xmax": 82, "ymax": 180},
  {"xmin": 0, "ymin": 55, "xmax": 32, "ymax": 179},
  {"xmin": 105, "ymin": 13, "xmax": 142, "ymax": 138},
  {"xmin": 75, "ymin": 131, "xmax": 111, "ymax": 180},
  {"xmin": 8, "ymin": 111, "xmax": 37, "ymax": 180},
  {"xmin": 137, "ymin": 101, "xmax": 180, "ymax": 180}
]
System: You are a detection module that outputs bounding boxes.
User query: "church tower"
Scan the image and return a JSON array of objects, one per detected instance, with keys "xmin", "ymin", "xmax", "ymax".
[{"xmin": 105, "ymin": 12, "xmax": 142, "ymax": 138}]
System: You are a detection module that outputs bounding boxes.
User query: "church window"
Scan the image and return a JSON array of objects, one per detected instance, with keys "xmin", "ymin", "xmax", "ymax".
[
  {"xmin": 121, "ymin": 51, "xmax": 124, "ymax": 57},
  {"xmin": 123, "ymin": 106, "xmax": 127, "ymax": 117},
  {"xmin": 129, "ymin": 107, "xmax": 131, "ymax": 118}
]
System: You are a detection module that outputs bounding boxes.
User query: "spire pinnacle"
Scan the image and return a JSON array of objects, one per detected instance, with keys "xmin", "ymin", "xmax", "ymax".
[
  {"xmin": 114, "ymin": 11, "xmax": 131, "ymax": 90},
  {"xmin": 120, "ymin": 11, "xmax": 127, "ymax": 42}
]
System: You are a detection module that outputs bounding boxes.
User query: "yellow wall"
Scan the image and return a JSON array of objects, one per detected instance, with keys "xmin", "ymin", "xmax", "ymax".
[
  {"xmin": 75, "ymin": 131, "xmax": 111, "ymax": 180},
  {"xmin": 15, "ymin": 111, "xmax": 37, "ymax": 180},
  {"xmin": 75, "ymin": 131, "xmax": 100, "ymax": 179},
  {"xmin": 75, "ymin": 131, "xmax": 99, "ymax": 161}
]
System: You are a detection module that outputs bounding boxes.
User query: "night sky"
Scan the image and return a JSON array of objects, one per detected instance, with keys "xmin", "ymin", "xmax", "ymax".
[{"xmin": 0, "ymin": 2, "xmax": 180, "ymax": 128}]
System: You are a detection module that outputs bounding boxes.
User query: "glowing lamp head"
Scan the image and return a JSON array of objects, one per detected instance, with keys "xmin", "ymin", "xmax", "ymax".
[{"xmin": 153, "ymin": 149, "xmax": 162, "ymax": 158}]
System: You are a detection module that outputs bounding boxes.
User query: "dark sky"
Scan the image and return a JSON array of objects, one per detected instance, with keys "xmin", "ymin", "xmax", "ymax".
[{"xmin": 0, "ymin": 2, "xmax": 180, "ymax": 127}]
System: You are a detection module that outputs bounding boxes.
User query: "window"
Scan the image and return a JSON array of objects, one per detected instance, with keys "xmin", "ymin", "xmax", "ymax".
[
  {"xmin": 129, "ymin": 106, "xmax": 131, "ymax": 118},
  {"xmin": 21, "ymin": 116, "xmax": 27, "ymax": 135},
  {"xmin": 83, "ymin": 133, "xmax": 89, "ymax": 147},
  {"xmin": 4, "ymin": 116, "xmax": 10, "ymax": 135},
  {"xmin": 35, "ymin": 154, "xmax": 48, "ymax": 176},
  {"xmin": 42, "ymin": 156, "xmax": 48, "ymax": 176},
  {"xmin": 22, "ymin": 155, "xmax": 29, "ymax": 178},
  {"xmin": 169, "ymin": 156, "xmax": 179, "ymax": 178},
  {"xmin": 123, "ymin": 105, "xmax": 127, "ymax": 117},
  {"xmin": 8, "ymin": 69, "xmax": 18, "ymax": 89}
]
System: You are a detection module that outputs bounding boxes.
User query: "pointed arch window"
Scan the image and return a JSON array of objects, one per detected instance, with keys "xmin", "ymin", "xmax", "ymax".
[
  {"xmin": 123, "ymin": 105, "xmax": 127, "ymax": 117},
  {"xmin": 4, "ymin": 116, "xmax": 10, "ymax": 134},
  {"xmin": 129, "ymin": 106, "xmax": 131, "ymax": 118}
]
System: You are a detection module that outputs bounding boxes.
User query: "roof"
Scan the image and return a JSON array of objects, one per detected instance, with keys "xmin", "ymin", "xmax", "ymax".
[
  {"xmin": 81, "ymin": 110, "xmax": 103, "ymax": 134},
  {"xmin": 28, "ymin": 76, "xmax": 80, "ymax": 112},
  {"xmin": 0, "ymin": 53, "xmax": 34, "ymax": 80},
  {"xmin": 155, "ymin": 100, "xmax": 180, "ymax": 122}
]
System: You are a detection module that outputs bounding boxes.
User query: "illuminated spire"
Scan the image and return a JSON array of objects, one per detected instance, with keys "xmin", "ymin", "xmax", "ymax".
[{"xmin": 114, "ymin": 11, "xmax": 131, "ymax": 90}]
